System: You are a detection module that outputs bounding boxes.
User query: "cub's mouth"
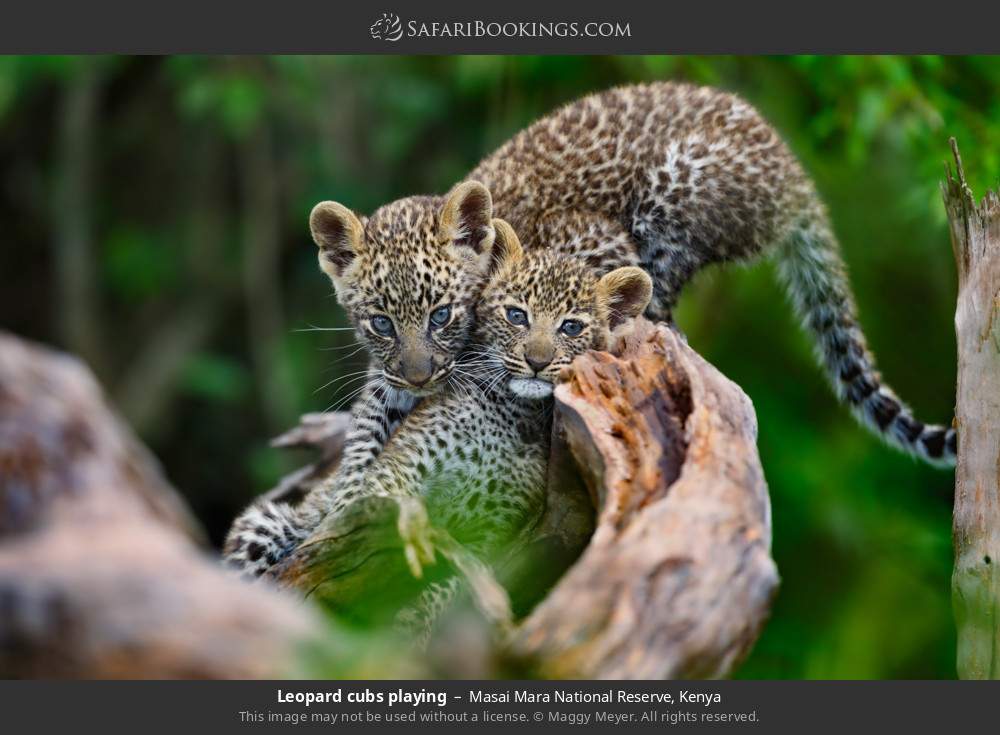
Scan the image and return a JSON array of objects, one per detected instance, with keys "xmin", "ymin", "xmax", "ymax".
[
  {"xmin": 508, "ymin": 376, "xmax": 554, "ymax": 400},
  {"xmin": 384, "ymin": 363, "xmax": 455, "ymax": 397}
]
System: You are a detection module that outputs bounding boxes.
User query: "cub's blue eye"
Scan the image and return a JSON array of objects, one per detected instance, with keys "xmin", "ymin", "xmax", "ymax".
[
  {"xmin": 429, "ymin": 305, "xmax": 452, "ymax": 328},
  {"xmin": 560, "ymin": 320, "xmax": 584, "ymax": 337},
  {"xmin": 370, "ymin": 315, "xmax": 395, "ymax": 337},
  {"xmin": 506, "ymin": 307, "xmax": 528, "ymax": 326}
]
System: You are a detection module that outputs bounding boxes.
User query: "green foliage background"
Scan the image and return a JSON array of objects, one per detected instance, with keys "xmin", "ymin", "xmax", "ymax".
[{"xmin": 1, "ymin": 55, "xmax": 993, "ymax": 678}]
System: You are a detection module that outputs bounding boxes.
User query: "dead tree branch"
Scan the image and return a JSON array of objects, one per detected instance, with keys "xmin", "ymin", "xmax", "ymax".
[{"xmin": 943, "ymin": 139, "xmax": 1000, "ymax": 680}]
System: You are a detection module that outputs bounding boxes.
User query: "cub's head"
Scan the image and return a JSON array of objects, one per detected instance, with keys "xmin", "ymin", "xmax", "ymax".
[
  {"xmin": 310, "ymin": 182, "xmax": 497, "ymax": 396},
  {"xmin": 475, "ymin": 220, "xmax": 652, "ymax": 400}
]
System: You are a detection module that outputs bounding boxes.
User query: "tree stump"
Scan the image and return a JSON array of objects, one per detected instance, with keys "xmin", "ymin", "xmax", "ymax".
[{"xmin": 943, "ymin": 140, "xmax": 1000, "ymax": 680}]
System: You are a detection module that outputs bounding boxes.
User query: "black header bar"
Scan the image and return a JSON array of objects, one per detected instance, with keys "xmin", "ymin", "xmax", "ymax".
[{"xmin": 2, "ymin": 0, "xmax": 999, "ymax": 54}]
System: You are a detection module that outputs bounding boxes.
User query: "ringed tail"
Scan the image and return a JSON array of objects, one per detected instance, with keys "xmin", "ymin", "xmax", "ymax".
[{"xmin": 775, "ymin": 211, "xmax": 956, "ymax": 468}]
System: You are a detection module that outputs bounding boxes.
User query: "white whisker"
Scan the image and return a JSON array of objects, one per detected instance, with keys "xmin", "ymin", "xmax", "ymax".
[
  {"xmin": 318, "ymin": 341, "xmax": 364, "ymax": 351},
  {"xmin": 313, "ymin": 369, "xmax": 373, "ymax": 395},
  {"xmin": 295, "ymin": 324, "xmax": 357, "ymax": 333},
  {"xmin": 325, "ymin": 378, "xmax": 381, "ymax": 413},
  {"xmin": 327, "ymin": 345, "xmax": 368, "ymax": 362},
  {"xmin": 485, "ymin": 370, "xmax": 509, "ymax": 394}
]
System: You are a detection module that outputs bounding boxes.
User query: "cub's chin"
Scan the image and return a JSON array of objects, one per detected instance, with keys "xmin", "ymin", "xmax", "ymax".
[{"xmin": 508, "ymin": 377, "xmax": 554, "ymax": 400}]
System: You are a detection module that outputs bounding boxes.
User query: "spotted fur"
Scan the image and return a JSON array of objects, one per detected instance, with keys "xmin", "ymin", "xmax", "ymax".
[
  {"xmin": 309, "ymin": 81, "xmax": 955, "ymax": 466},
  {"xmin": 224, "ymin": 224, "xmax": 652, "ymax": 608},
  {"xmin": 223, "ymin": 375, "xmax": 417, "ymax": 576},
  {"xmin": 224, "ymin": 193, "xmax": 498, "ymax": 576}
]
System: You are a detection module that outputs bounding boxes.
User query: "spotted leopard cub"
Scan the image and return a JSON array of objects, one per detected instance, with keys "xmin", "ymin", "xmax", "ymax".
[
  {"xmin": 313, "ymin": 81, "xmax": 957, "ymax": 466},
  {"xmin": 223, "ymin": 190, "xmax": 495, "ymax": 576},
  {"xmin": 225, "ymin": 220, "xmax": 652, "ymax": 594},
  {"xmin": 310, "ymin": 219, "xmax": 651, "ymax": 636}
]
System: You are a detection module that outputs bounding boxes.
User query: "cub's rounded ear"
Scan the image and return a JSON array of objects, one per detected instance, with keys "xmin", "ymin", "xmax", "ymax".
[
  {"xmin": 484, "ymin": 218, "xmax": 524, "ymax": 276},
  {"xmin": 597, "ymin": 266, "xmax": 653, "ymax": 329},
  {"xmin": 310, "ymin": 201, "xmax": 365, "ymax": 283},
  {"xmin": 438, "ymin": 181, "xmax": 495, "ymax": 254}
]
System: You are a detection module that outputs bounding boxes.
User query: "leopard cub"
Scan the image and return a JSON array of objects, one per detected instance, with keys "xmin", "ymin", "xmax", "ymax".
[{"xmin": 224, "ymin": 220, "xmax": 652, "ymax": 596}]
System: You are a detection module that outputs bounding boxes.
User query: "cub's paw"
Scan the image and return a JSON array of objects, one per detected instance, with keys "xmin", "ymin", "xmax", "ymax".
[{"xmin": 395, "ymin": 496, "xmax": 436, "ymax": 578}]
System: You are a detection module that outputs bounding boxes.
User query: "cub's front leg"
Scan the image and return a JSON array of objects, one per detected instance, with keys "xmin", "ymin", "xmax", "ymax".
[
  {"xmin": 223, "ymin": 373, "xmax": 417, "ymax": 577},
  {"xmin": 302, "ymin": 442, "xmax": 439, "ymax": 580}
]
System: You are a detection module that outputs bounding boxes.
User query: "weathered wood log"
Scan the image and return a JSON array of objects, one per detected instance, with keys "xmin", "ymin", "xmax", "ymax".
[
  {"xmin": 943, "ymin": 140, "xmax": 1000, "ymax": 680},
  {"xmin": 509, "ymin": 320, "xmax": 777, "ymax": 678},
  {"xmin": 272, "ymin": 319, "xmax": 778, "ymax": 679},
  {"xmin": 0, "ymin": 332, "xmax": 325, "ymax": 678}
]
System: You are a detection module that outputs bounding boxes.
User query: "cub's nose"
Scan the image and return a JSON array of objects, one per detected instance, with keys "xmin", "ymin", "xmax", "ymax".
[
  {"xmin": 404, "ymin": 364, "xmax": 433, "ymax": 387},
  {"xmin": 524, "ymin": 339, "xmax": 555, "ymax": 374},
  {"xmin": 525, "ymin": 355, "xmax": 552, "ymax": 374},
  {"xmin": 400, "ymin": 350, "xmax": 435, "ymax": 387}
]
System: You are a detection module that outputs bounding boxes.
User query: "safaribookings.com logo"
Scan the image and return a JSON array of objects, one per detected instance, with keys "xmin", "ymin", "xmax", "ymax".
[
  {"xmin": 370, "ymin": 13, "xmax": 404, "ymax": 41},
  {"xmin": 370, "ymin": 14, "xmax": 631, "ymax": 42}
]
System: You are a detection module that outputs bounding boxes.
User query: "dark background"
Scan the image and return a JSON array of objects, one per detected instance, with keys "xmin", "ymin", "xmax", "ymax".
[{"xmin": 1, "ymin": 55, "xmax": 994, "ymax": 678}]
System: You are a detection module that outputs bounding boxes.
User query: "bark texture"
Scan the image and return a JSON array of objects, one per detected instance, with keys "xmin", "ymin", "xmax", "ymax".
[
  {"xmin": 944, "ymin": 139, "xmax": 1000, "ymax": 680},
  {"xmin": 509, "ymin": 320, "xmax": 777, "ymax": 678}
]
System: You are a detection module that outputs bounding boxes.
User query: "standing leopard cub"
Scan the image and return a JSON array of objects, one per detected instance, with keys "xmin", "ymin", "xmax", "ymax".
[
  {"xmin": 224, "ymin": 220, "xmax": 652, "ymax": 582},
  {"xmin": 312, "ymin": 81, "xmax": 955, "ymax": 466}
]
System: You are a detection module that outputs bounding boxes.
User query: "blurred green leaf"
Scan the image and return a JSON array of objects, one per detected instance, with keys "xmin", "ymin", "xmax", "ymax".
[
  {"xmin": 103, "ymin": 227, "xmax": 178, "ymax": 301},
  {"xmin": 181, "ymin": 353, "xmax": 250, "ymax": 403}
]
